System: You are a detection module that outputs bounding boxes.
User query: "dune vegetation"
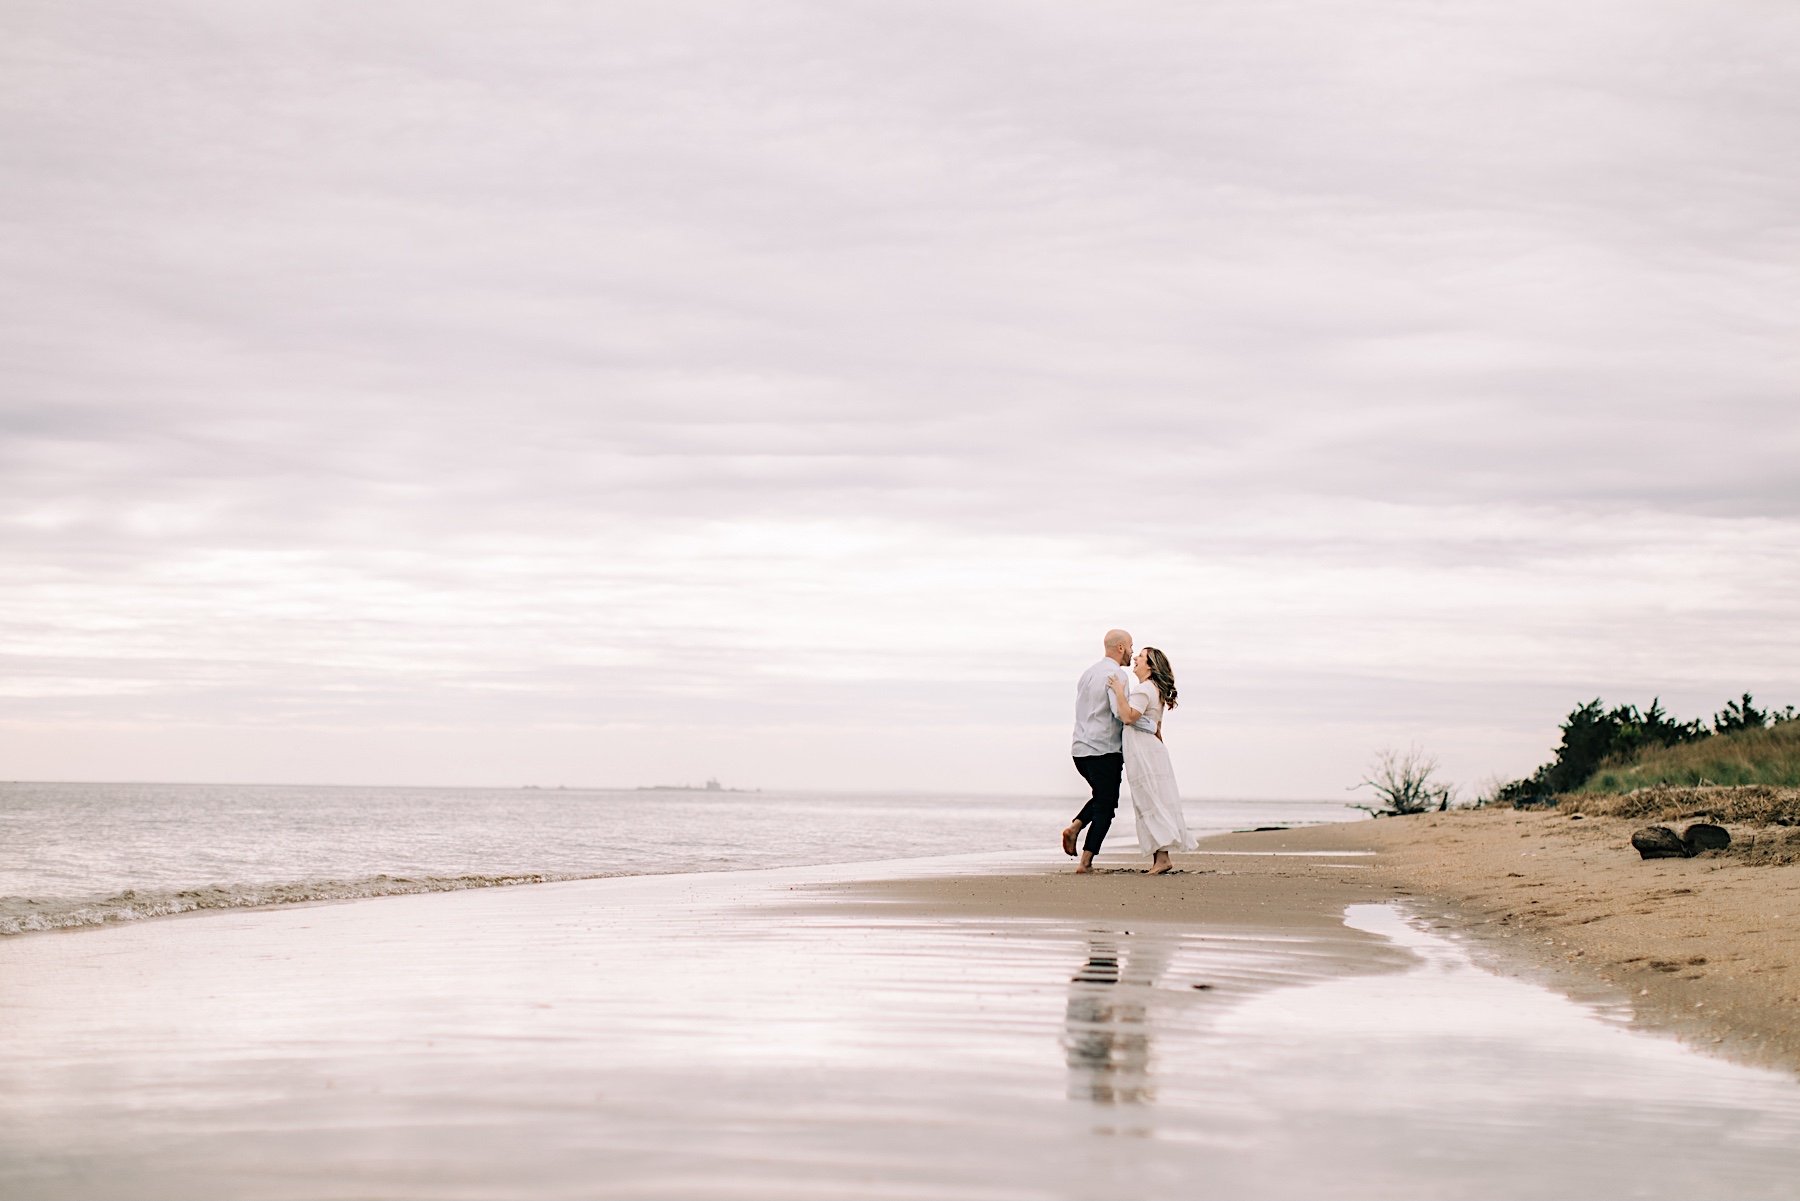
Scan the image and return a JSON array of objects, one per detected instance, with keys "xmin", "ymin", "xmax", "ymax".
[
  {"xmin": 1580, "ymin": 719, "xmax": 1800, "ymax": 793},
  {"xmin": 1491, "ymin": 693, "xmax": 1797, "ymax": 808},
  {"xmin": 1483, "ymin": 697, "xmax": 1800, "ymax": 843}
]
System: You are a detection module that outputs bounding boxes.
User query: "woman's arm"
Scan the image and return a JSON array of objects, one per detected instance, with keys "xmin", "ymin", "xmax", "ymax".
[{"xmin": 1107, "ymin": 674, "xmax": 1145, "ymax": 725}]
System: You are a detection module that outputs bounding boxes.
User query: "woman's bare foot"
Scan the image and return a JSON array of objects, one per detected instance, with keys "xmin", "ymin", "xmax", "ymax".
[
  {"xmin": 1148, "ymin": 852, "xmax": 1173, "ymax": 875},
  {"xmin": 1061, "ymin": 823, "xmax": 1081, "ymax": 857}
]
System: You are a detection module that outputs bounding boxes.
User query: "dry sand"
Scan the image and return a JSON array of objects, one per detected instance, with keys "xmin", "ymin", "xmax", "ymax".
[{"xmin": 834, "ymin": 807, "xmax": 1800, "ymax": 1075}]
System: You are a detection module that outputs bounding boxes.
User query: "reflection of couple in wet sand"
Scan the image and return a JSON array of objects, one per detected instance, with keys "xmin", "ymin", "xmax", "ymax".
[
  {"xmin": 1064, "ymin": 937, "xmax": 1171, "ymax": 1107},
  {"xmin": 1061, "ymin": 628, "xmax": 1195, "ymax": 875}
]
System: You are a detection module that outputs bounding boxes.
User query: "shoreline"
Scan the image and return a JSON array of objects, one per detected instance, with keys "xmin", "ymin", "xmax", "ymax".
[
  {"xmin": 0, "ymin": 797, "xmax": 1357, "ymax": 940},
  {"xmin": 823, "ymin": 805, "xmax": 1800, "ymax": 1077},
  {"xmin": 1191, "ymin": 810, "xmax": 1800, "ymax": 1074},
  {"xmin": 10, "ymin": 801, "xmax": 1797, "ymax": 1076},
  {"xmin": 1316, "ymin": 808, "xmax": 1800, "ymax": 1074},
  {"xmin": 0, "ymin": 847, "xmax": 1050, "ymax": 939}
]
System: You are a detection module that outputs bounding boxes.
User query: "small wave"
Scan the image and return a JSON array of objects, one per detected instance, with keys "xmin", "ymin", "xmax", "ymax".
[{"xmin": 0, "ymin": 872, "xmax": 596, "ymax": 936}]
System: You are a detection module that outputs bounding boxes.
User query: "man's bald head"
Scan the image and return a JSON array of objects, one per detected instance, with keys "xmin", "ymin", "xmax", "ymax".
[{"xmin": 1103, "ymin": 629, "xmax": 1132, "ymax": 664}]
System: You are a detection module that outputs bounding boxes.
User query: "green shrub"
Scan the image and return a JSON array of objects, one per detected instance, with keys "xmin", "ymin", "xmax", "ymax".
[
  {"xmin": 1576, "ymin": 720, "xmax": 1800, "ymax": 792},
  {"xmin": 1495, "ymin": 694, "xmax": 1795, "ymax": 804}
]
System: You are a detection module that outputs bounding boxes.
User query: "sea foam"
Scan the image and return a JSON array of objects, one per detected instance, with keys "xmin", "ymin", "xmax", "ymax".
[{"xmin": 0, "ymin": 872, "xmax": 596, "ymax": 936}]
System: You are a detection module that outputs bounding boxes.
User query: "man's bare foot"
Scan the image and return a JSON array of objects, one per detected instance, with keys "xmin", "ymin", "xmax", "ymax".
[
  {"xmin": 1075, "ymin": 852, "xmax": 1095, "ymax": 874},
  {"xmin": 1061, "ymin": 824, "xmax": 1080, "ymax": 857}
]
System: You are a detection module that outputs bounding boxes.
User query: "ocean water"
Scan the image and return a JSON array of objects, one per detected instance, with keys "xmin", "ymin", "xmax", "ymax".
[{"xmin": 0, "ymin": 782, "xmax": 1359, "ymax": 935}]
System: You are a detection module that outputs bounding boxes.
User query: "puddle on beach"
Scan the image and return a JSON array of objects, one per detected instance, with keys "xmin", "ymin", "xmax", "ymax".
[
  {"xmin": 1192, "ymin": 849, "xmax": 1377, "ymax": 856},
  {"xmin": 1057, "ymin": 905, "xmax": 1800, "ymax": 1196},
  {"xmin": 2, "ymin": 869, "xmax": 1800, "ymax": 1200}
]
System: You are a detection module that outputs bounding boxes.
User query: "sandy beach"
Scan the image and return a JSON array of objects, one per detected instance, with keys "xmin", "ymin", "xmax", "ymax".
[
  {"xmin": 8, "ymin": 0, "xmax": 1795, "ymax": 1194},
  {"xmin": 1234, "ymin": 806, "xmax": 1800, "ymax": 1073},
  {"xmin": 6, "ymin": 814, "xmax": 1800, "ymax": 1199}
]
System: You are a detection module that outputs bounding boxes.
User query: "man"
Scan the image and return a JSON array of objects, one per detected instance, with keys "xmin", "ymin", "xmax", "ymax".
[{"xmin": 1061, "ymin": 628, "xmax": 1154, "ymax": 874}]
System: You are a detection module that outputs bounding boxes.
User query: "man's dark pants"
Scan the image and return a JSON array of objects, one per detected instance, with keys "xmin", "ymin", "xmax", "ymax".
[{"xmin": 1071, "ymin": 752, "xmax": 1124, "ymax": 855}]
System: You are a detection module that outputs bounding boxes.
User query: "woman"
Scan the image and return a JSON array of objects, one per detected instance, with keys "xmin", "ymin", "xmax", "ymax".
[{"xmin": 1105, "ymin": 647, "xmax": 1194, "ymax": 874}]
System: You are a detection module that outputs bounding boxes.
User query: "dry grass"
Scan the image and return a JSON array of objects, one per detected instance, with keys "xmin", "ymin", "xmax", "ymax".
[
  {"xmin": 1727, "ymin": 827, "xmax": 1800, "ymax": 866},
  {"xmin": 1564, "ymin": 782, "xmax": 1800, "ymax": 824},
  {"xmin": 1564, "ymin": 784, "xmax": 1800, "ymax": 863},
  {"xmin": 1579, "ymin": 720, "xmax": 1800, "ymax": 792}
]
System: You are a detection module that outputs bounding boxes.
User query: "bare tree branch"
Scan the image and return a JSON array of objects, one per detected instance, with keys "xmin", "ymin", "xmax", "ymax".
[{"xmin": 1351, "ymin": 745, "xmax": 1455, "ymax": 816}]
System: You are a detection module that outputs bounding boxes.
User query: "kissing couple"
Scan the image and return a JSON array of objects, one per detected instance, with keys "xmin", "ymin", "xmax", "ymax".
[{"xmin": 1060, "ymin": 629, "xmax": 1195, "ymax": 875}]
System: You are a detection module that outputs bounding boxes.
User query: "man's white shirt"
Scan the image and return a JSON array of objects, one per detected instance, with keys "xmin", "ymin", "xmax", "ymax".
[{"xmin": 1071, "ymin": 658, "xmax": 1156, "ymax": 756}]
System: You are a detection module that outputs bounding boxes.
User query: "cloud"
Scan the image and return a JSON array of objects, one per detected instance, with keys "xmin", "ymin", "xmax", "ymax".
[{"xmin": 3, "ymin": 0, "xmax": 1797, "ymax": 791}]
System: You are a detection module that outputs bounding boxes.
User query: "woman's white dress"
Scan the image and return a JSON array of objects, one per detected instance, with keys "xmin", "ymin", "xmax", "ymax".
[{"xmin": 1123, "ymin": 679, "xmax": 1195, "ymax": 856}]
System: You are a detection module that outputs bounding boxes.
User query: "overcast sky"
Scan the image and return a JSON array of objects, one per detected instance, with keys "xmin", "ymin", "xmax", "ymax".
[{"xmin": 3, "ymin": 1, "xmax": 1797, "ymax": 797}]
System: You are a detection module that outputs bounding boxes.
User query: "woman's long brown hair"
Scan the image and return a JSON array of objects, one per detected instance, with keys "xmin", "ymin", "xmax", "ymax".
[{"xmin": 1143, "ymin": 647, "xmax": 1177, "ymax": 711}]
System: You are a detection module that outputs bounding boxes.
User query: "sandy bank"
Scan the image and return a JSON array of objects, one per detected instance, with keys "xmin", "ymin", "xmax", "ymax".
[{"xmin": 814, "ymin": 845, "xmax": 1385, "ymax": 932}]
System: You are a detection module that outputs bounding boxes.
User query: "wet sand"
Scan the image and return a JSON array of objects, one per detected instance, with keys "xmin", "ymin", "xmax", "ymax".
[
  {"xmin": 850, "ymin": 808, "xmax": 1800, "ymax": 1073},
  {"xmin": 6, "ymin": 842, "xmax": 1800, "ymax": 1199}
]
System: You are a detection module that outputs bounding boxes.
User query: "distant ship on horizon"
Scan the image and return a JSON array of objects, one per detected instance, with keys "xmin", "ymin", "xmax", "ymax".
[
  {"xmin": 520, "ymin": 778, "xmax": 757, "ymax": 792},
  {"xmin": 635, "ymin": 777, "xmax": 757, "ymax": 793}
]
